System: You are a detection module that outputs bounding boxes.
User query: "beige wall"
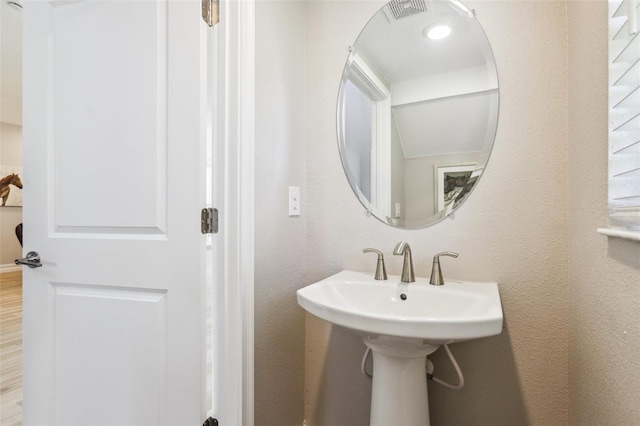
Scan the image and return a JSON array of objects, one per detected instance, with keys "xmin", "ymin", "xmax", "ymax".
[
  {"xmin": 254, "ymin": 1, "xmax": 640, "ymax": 425},
  {"xmin": 304, "ymin": 1, "xmax": 568, "ymax": 425},
  {"xmin": 567, "ymin": 2, "xmax": 640, "ymax": 424},
  {"xmin": 0, "ymin": 123, "xmax": 23, "ymax": 267},
  {"xmin": 254, "ymin": 1, "xmax": 307, "ymax": 424}
]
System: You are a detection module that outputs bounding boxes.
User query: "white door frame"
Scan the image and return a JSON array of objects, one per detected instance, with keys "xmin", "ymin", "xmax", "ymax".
[
  {"xmin": 344, "ymin": 53, "xmax": 392, "ymax": 218},
  {"xmin": 211, "ymin": 0, "xmax": 255, "ymax": 424},
  {"xmin": 20, "ymin": 0, "xmax": 255, "ymax": 423}
]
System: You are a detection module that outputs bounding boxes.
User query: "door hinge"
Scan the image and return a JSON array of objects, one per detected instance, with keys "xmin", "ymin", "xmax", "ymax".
[
  {"xmin": 203, "ymin": 417, "xmax": 219, "ymax": 426},
  {"xmin": 202, "ymin": 0, "xmax": 219, "ymax": 27},
  {"xmin": 201, "ymin": 207, "xmax": 218, "ymax": 234}
]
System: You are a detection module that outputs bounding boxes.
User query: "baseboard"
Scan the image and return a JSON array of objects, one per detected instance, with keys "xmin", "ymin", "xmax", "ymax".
[{"xmin": 0, "ymin": 264, "xmax": 21, "ymax": 273}]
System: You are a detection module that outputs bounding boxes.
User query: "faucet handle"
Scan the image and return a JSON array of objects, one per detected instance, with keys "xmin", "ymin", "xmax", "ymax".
[
  {"xmin": 363, "ymin": 248, "xmax": 388, "ymax": 280},
  {"xmin": 429, "ymin": 252, "xmax": 459, "ymax": 286}
]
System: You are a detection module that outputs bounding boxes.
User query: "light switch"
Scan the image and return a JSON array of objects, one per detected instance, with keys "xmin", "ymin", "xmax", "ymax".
[{"xmin": 289, "ymin": 186, "xmax": 300, "ymax": 216}]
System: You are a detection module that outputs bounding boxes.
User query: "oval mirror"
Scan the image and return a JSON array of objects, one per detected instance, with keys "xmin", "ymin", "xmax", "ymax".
[{"xmin": 337, "ymin": 0, "xmax": 499, "ymax": 228}]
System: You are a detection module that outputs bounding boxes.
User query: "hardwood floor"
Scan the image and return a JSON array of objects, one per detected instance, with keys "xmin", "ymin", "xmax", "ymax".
[{"xmin": 0, "ymin": 270, "xmax": 22, "ymax": 426}]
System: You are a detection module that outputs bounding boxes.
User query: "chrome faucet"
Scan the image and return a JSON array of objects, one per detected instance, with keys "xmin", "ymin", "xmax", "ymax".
[
  {"xmin": 393, "ymin": 241, "xmax": 415, "ymax": 283},
  {"xmin": 429, "ymin": 252, "xmax": 459, "ymax": 286},
  {"xmin": 362, "ymin": 248, "xmax": 388, "ymax": 280}
]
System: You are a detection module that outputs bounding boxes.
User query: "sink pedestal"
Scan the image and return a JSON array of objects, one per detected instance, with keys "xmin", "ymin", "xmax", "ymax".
[{"xmin": 364, "ymin": 336, "xmax": 440, "ymax": 426}]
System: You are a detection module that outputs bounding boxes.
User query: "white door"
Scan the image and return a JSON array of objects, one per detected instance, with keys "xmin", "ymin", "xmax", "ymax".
[{"xmin": 21, "ymin": 0, "xmax": 208, "ymax": 424}]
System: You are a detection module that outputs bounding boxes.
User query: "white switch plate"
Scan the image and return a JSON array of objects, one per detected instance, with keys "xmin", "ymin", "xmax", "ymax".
[
  {"xmin": 289, "ymin": 186, "xmax": 300, "ymax": 216},
  {"xmin": 395, "ymin": 202, "xmax": 401, "ymax": 218}
]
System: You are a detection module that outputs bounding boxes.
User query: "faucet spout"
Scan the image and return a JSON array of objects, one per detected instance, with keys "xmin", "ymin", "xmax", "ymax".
[{"xmin": 393, "ymin": 241, "xmax": 415, "ymax": 283}]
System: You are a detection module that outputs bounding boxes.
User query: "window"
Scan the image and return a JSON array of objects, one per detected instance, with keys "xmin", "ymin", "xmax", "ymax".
[{"xmin": 600, "ymin": 0, "xmax": 640, "ymax": 240}]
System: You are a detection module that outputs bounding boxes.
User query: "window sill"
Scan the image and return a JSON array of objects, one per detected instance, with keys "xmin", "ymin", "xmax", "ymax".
[{"xmin": 597, "ymin": 227, "xmax": 640, "ymax": 242}]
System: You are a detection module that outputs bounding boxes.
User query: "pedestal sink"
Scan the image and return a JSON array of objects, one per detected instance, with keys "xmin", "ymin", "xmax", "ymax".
[{"xmin": 297, "ymin": 270, "xmax": 503, "ymax": 426}]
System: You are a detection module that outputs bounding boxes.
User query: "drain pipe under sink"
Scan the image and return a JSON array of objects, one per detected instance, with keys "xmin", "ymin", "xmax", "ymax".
[{"xmin": 361, "ymin": 343, "xmax": 465, "ymax": 390}]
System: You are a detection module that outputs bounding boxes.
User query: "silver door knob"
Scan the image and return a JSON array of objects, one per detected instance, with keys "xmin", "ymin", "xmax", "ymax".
[{"xmin": 15, "ymin": 251, "xmax": 42, "ymax": 268}]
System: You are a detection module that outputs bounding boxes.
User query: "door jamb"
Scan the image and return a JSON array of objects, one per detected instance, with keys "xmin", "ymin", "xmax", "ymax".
[{"xmin": 211, "ymin": 0, "xmax": 255, "ymax": 424}]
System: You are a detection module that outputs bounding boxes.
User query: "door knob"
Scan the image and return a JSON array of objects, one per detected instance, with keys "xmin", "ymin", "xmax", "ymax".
[{"xmin": 15, "ymin": 251, "xmax": 42, "ymax": 268}]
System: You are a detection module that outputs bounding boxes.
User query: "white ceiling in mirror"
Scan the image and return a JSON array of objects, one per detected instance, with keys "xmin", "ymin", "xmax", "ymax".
[
  {"xmin": 1, "ymin": 0, "xmax": 23, "ymax": 126},
  {"xmin": 355, "ymin": 1, "xmax": 490, "ymax": 84}
]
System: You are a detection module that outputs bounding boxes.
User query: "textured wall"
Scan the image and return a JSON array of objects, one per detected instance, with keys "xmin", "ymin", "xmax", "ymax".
[
  {"xmin": 567, "ymin": 2, "xmax": 640, "ymax": 424},
  {"xmin": 0, "ymin": 123, "xmax": 23, "ymax": 267},
  {"xmin": 254, "ymin": 1, "xmax": 307, "ymax": 424},
  {"xmin": 304, "ymin": 1, "xmax": 568, "ymax": 425}
]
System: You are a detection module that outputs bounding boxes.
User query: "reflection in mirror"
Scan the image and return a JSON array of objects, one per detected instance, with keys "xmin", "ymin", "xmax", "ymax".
[
  {"xmin": 0, "ymin": 0, "xmax": 24, "ymax": 264},
  {"xmin": 337, "ymin": 0, "xmax": 499, "ymax": 228}
]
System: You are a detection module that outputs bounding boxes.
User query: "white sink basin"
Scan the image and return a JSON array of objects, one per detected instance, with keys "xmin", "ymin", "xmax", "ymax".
[
  {"xmin": 297, "ymin": 270, "xmax": 503, "ymax": 343},
  {"xmin": 298, "ymin": 270, "xmax": 504, "ymax": 425}
]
